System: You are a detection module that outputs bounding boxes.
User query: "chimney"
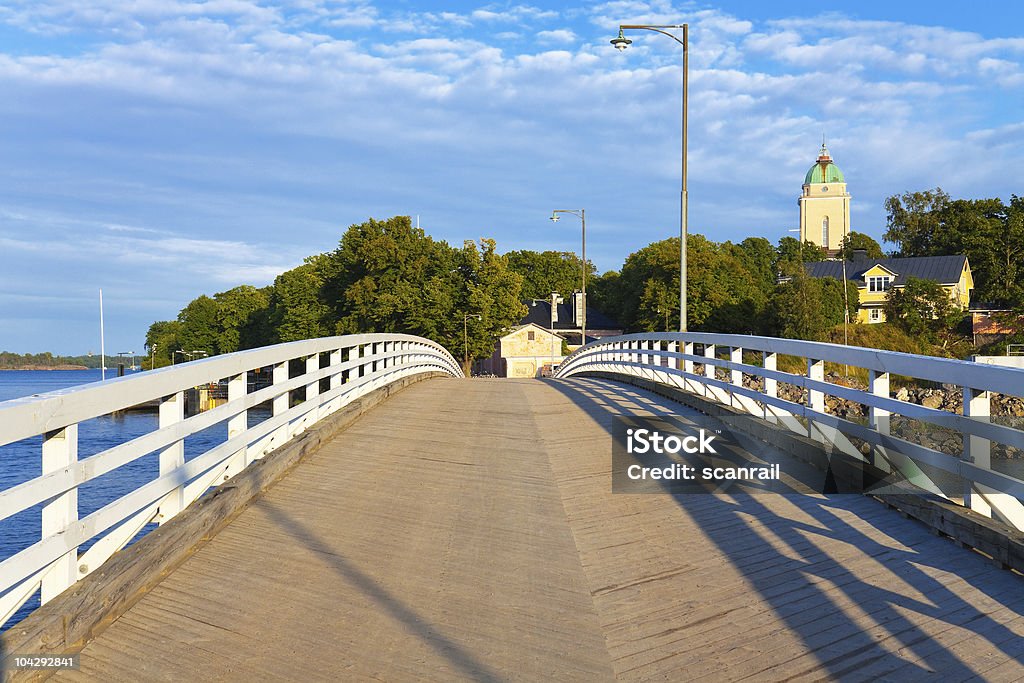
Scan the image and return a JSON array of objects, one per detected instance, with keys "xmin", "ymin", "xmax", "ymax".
[
  {"xmin": 572, "ymin": 291, "xmax": 584, "ymax": 324},
  {"xmin": 852, "ymin": 249, "xmax": 868, "ymax": 262},
  {"xmin": 550, "ymin": 292, "xmax": 562, "ymax": 325}
]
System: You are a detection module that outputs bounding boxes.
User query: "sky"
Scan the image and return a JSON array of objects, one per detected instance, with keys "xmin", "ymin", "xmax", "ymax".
[{"xmin": 1, "ymin": 1, "xmax": 1022, "ymax": 355}]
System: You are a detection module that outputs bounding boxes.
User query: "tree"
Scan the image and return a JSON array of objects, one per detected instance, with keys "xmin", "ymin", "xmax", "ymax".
[
  {"xmin": 838, "ymin": 232, "xmax": 884, "ymax": 260},
  {"xmin": 770, "ymin": 273, "xmax": 828, "ymax": 341},
  {"xmin": 144, "ymin": 320, "xmax": 181, "ymax": 367},
  {"xmin": 269, "ymin": 256, "xmax": 332, "ymax": 343},
  {"xmin": 323, "ymin": 216, "xmax": 456, "ymax": 335},
  {"xmin": 506, "ymin": 250, "xmax": 593, "ymax": 301},
  {"xmin": 775, "ymin": 237, "xmax": 828, "ymax": 277},
  {"xmin": 457, "ymin": 238, "xmax": 528, "ymax": 367},
  {"xmin": 883, "ymin": 187, "xmax": 950, "ymax": 255},
  {"xmin": 213, "ymin": 285, "xmax": 270, "ymax": 353},
  {"xmin": 883, "ymin": 277, "xmax": 961, "ymax": 342},
  {"xmin": 176, "ymin": 296, "xmax": 219, "ymax": 357}
]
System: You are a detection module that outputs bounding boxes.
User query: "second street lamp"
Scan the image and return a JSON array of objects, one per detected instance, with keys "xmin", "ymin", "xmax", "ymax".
[
  {"xmin": 549, "ymin": 209, "xmax": 587, "ymax": 345},
  {"xmin": 612, "ymin": 23, "xmax": 688, "ymax": 332}
]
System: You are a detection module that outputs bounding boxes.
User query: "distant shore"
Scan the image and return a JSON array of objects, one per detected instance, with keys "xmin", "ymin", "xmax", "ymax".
[{"xmin": 0, "ymin": 365, "xmax": 90, "ymax": 371}]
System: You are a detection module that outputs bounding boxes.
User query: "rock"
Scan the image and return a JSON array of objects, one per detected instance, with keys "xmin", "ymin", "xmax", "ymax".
[
  {"xmin": 921, "ymin": 393, "xmax": 944, "ymax": 410},
  {"xmin": 895, "ymin": 387, "xmax": 910, "ymax": 402}
]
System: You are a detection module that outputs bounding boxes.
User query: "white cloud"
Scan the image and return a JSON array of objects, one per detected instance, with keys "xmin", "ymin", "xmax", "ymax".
[
  {"xmin": 536, "ymin": 29, "xmax": 576, "ymax": 44},
  {"xmin": 1, "ymin": 1, "xmax": 1023, "ymax": 352}
]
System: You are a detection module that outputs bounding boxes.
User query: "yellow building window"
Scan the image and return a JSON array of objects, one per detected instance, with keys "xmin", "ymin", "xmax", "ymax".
[{"xmin": 867, "ymin": 276, "xmax": 891, "ymax": 292}]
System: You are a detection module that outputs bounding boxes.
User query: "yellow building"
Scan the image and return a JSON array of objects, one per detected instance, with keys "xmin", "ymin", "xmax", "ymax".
[
  {"xmin": 799, "ymin": 143, "xmax": 851, "ymax": 254},
  {"xmin": 482, "ymin": 295, "xmax": 623, "ymax": 377},
  {"xmin": 805, "ymin": 254, "xmax": 974, "ymax": 323}
]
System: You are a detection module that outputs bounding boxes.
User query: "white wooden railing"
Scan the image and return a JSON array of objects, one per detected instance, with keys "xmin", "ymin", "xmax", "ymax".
[
  {"xmin": 556, "ymin": 332, "xmax": 1024, "ymax": 530},
  {"xmin": 0, "ymin": 334, "xmax": 461, "ymax": 628}
]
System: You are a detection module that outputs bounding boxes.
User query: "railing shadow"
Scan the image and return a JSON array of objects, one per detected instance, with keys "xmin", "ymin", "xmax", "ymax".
[
  {"xmin": 257, "ymin": 499, "xmax": 504, "ymax": 683},
  {"xmin": 545, "ymin": 375, "xmax": 1024, "ymax": 679}
]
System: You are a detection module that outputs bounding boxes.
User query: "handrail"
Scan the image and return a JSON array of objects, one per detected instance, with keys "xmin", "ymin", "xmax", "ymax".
[
  {"xmin": 0, "ymin": 334, "xmax": 462, "ymax": 628},
  {"xmin": 555, "ymin": 332, "xmax": 1024, "ymax": 532}
]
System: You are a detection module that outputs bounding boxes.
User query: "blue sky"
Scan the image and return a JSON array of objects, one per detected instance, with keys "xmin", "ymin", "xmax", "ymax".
[{"xmin": 1, "ymin": 1, "xmax": 1022, "ymax": 354}]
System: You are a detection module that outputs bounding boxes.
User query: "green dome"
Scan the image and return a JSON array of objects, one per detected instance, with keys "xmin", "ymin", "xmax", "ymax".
[
  {"xmin": 803, "ymin": 142, "xmax": 844, "ymax": 184},
  {"xmin": 804, "ymin": 162, "xmax": 845, "ymax": 184}
]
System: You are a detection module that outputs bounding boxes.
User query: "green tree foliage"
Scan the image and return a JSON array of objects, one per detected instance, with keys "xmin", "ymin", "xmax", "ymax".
[
  {"xmin": 213, "ymin": 285, "xmax": 270, "ymax": 353},
  {"xmin": 269, "ymin": 257, "xmax": 332, "ymax": 343},
  {"xmin": 775, "ymin": 237, "xmax": 828, "ymax": 276},
  {"xmin": 883, "ymin": 276, "xmax": 961, "ymax": 342},
  {"xmin": 144, "ymin": 320, "xmax": 181, "ymax": 367},
  {"xmin": 768, "ymin": 272, "xmax": 856, "ymax": 342},
  {"xmin": 838, "ymin": 232, "xmax": 885, "ymax": 260},
  {"xmin": 457, "ymin": 239, "xmax": 528, "ymax": 364},
  {"xmin": 320, "ymin": 218, "xmax": 524, "ymax": 365},
  {"xmin": 588, "ymin": 270, "xmax": 621, "ymax": 323},
  {"xmin": 505, "ymin": 250, "xmax": 592, "ymax": 300},
  {"xmin": 884, "ymin": 188, "xmax": 1024, "ymax": 306},
  {"xmin": 324, "ymin": 216, "xmax": 455, "ymax": 335},
  {"xmin": 176, "ymin": 296, "xmax": 219, "ymax": 357},
  {"xmin": 770, "ymin": 273, "xmax": 827, "ymax": 341},
  {"xmin": 0, "ymin": 352, "xmax": 105, "ymax": 369},
  {"xmin": 883, "ymin": 188, "xmax": 950, "ymax": 255}
]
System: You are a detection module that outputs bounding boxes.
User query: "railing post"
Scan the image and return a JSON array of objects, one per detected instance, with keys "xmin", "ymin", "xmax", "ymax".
[
  {"xmin": 157, "ymin": 392, "xmax": 185, "ymax": 525},
  {"xmin": 869, "ymin": 370, "xmax": 892, "ymax": 473},
  {"xmin": 224, "ymin": 373, "xmax": 248, "ymax": 478},
  {"xmin": 763, "ymin": 351, "xmax": 777, "ymax": 423},
  {"xmin": 730, "ymin": 347, "xmax": 743, "ymax": 407},
  {"xmin": 703, "ymin": 344, "xmax": 715, "ymax": 400},
  {"xmin": 963, "ymin": 386, "xmax": 991, "ymax": 516},
  {"xmin": 306, "ymin": 353, "xmax": 320, "ymax": 400},
  {"xmin": 272, "ymin": 360, "xmax": 290, "ymax": 443},
  {"xmin": 807, "ymin": 358, "xmax": 825, "ymax": 440},
  {"xmin": 330, "ymin": 348, "xmax": 343, "ymax": 393},
  {"xmin": 807, "ymin": 358, "xmax": 825, "ymax": 412},
  {"xmin": 41, "ymin": 425, "xmax": 78, "ymax": 602}
]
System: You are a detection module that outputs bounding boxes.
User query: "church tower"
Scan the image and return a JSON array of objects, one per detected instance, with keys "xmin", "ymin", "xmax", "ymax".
[{"xmin": 798, "ymin": 142, "xmax": 850, "ymax": 254}]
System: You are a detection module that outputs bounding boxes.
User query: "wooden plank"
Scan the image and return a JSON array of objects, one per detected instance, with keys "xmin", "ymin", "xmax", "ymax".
[{"xmin": 5, "ymin": 375, "xmax": 1022, "ymax": 682}]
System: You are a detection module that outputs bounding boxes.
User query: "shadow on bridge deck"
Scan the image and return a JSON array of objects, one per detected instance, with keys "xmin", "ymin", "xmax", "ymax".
[
  {"xmin": 52, "ymin": 376, "xmax": 1024, "ymax": 682},
  {"xmin": 543, "ymin": 377, "xmax": 1024, "ymax": 681}
]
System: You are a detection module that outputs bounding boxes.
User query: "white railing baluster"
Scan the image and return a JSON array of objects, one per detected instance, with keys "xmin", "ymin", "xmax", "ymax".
[
  {"xmin": 0, "ymin": 334, "xmax": 462, "ymax": 629},
  {"xmin": 964, "ymin": 386, "xmax": 991, "ymax": 516},
  {"xmin": 157, "ymin": 392, "xmax": 184, "ymax": 525},
  {"xmin": 730, "ymin": 347, "xmax": 743, "ymax": 409},
  {"xmin": 40, "ymin": 425, "xmax": 78, "ymax": 603},
  {"xmin": 869, "ymin": 370, "xmax": 891, "ymax": 473},
  {"xmin": 224, "ymin": 373, "xmax": 248, "ymax": 479}
]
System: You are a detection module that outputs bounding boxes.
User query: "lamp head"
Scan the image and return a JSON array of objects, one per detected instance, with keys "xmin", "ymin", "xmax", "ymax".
[
  {"xmin": 549, "ymin": 213, "xmax": 560, "ymax": 222},
  {"xmin": 610, "ymin": 28, "xmax": 632, "ymax": 51}
]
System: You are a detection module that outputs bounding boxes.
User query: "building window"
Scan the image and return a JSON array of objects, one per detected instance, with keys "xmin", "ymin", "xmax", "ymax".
[
  {"xmin": 867, "ymin": 276, "xmax": 892, "ymax": 292},
  {"xmin": 869, "ymin": 308, "xmax": 882, "ymax": 323},
  {"xmin": 822, "ymin": 216, "xmax": 829, "ymax": 246},
  {"xmin": 528, "ymin": 331, "xmax": 535, "ymax": 341}
]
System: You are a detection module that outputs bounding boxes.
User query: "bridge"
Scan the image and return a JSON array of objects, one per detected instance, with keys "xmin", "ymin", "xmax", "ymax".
[{"xmin": 2, "ymin": 333, "xmax": 1024, "ymax": 680}]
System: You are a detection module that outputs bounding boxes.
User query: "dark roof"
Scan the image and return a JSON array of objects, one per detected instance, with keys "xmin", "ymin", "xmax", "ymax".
[
  {"xmin": 520, "ymin": 299, "xmax": 622, "ymax": 331},
  {"xmin": 803, "ymin": 255, "xmax": 968, "ymax": 287}
]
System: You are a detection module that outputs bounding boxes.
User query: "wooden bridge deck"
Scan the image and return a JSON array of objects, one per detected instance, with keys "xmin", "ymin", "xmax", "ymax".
[{"xmin": 56, "ymin": 377, "xmax": 1024, "ymax": 681}]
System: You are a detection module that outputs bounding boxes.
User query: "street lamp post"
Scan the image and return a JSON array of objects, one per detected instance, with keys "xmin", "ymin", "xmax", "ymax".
[
  {"xmin": 463, "ymin": 313, "xmax": 481, "ymax": 375},
  {"xmin": 549, "ymin": 209, "xmax": 587, "ymax": 345},
  {"xmin": 611, "ymin": 23, "xmax": 688, "ymax": 331}
]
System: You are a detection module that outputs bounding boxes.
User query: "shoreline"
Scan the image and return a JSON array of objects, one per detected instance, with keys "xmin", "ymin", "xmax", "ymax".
[{"xmin": 0, "ymin": 365, "xmax": 91, "ymax": 371}]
